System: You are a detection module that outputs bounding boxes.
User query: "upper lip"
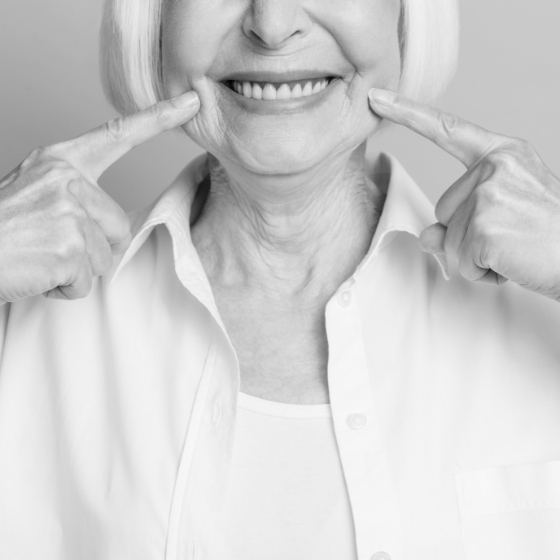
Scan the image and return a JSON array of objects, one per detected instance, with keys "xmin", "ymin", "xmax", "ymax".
[{"xmin": 221, "ymin": 70, "xmax": 341, "ymax": 83}]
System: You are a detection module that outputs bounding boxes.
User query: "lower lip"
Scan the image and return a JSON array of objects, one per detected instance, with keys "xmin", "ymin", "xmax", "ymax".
[{"xmin": 217, "ymin": 79, "xmax": 341, "ymax": 115}]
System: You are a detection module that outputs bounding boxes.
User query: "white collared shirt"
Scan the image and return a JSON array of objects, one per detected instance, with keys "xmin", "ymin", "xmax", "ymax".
[{"xmin": 1, "ymin": 153, "xmax": 560, "ymax": 560}]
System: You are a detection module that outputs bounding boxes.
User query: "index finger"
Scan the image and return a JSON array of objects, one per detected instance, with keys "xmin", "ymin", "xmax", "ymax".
[
  {"xmin": 58, "ymin": 91, "xmax": 200, "ymax": 182},
  {"xmin": 368, "ymin": 89, "xmax": 508, "ymax": 168}
]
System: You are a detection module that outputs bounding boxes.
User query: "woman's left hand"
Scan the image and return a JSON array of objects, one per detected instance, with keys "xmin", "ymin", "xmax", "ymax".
[{"xmin": 369, "ymin": 88, "xmax": 560, "ymax": 302}]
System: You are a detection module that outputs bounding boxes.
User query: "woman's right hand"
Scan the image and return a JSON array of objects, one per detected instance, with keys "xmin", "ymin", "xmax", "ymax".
[{"xmin": 0, "ymin": 91, "xmax": 200, "ymax": 305}]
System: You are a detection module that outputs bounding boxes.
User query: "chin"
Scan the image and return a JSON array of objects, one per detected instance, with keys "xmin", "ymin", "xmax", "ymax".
[{"xmin": 226, "ymin": 133, "xmax": 337, "ymax": 176}]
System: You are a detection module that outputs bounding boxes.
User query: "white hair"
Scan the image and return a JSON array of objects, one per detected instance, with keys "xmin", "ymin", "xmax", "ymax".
[{"xmin": 100, "ymin": 0, "xmax": 459, "ymax": 115}]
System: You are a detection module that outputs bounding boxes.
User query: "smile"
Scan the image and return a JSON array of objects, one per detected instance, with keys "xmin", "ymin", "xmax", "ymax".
[{"xmin": 224, "ymin": 77, "xmax": 337, "ymax": 101}]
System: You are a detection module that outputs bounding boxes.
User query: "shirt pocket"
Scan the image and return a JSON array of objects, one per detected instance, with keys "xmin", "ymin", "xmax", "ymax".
[{"xmin": 454, "ymin": 460, "xmax": 560, "ymax": 560}]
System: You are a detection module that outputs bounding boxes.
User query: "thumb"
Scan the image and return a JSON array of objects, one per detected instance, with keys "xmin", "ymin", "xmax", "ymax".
[{"xmin": 419, "ymin": 222, "xmax": 447, "ymax": 255}]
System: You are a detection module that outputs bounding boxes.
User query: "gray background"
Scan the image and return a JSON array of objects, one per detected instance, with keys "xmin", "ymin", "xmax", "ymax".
[{"xmin": 1, "ymin": 0, "xmax": 558, "ymax": 212}]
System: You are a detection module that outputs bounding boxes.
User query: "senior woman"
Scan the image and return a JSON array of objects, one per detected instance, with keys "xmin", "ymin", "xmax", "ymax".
[{"xmin": 1, "ymin": 0, "xmax": 560, "ymax": 558}]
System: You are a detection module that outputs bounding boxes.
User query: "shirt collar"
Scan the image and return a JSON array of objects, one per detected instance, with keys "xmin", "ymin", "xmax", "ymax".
[
  {"xmin": 358, "ymin": 153, "xmax": 449, "ymax": 279},
  {"xmin": 109, "ymin": 152, "xmax": 449, "ymax": 285},
  {"xmin": 109, "ymin": 154, "xmax": 208, "ymax": 284}
]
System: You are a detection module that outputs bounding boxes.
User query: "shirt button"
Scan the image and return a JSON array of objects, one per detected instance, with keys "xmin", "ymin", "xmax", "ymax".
[
  {"xmin": 337, "ymin": 290, "xmax": 352, "ymax": 307},
  {"xmin": 371, "ymin": 553, "xmax": 391, "ymax": 560},
  {"xmin": 346, "ymin": 413, "xmax": 367, "ymax": 430}
]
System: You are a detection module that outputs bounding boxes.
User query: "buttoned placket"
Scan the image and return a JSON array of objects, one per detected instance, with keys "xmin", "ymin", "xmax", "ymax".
[
  {"xmin": 164, "ymin": 241, "xmax": 406, "ymax": 560},
  {"xmin": 326, "ymin": 273, "xmax": 404, "ymax": 560},
  {"xmin": 161, "ymin": 227, "xmax": 241, "ymax": 560}
]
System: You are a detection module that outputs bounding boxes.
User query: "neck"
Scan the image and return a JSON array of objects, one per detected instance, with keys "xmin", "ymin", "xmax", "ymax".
[{"xmin": 191, "ymin": 143, "xmax": 385, "ymax": 299}]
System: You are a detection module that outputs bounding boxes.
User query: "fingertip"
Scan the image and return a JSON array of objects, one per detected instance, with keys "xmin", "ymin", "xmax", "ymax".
[
  {"xmin": 368, "ymin": 88, "xmax": 396, "ymax": 109},
  {"xmin": 417, "ymin": 231, "xmax": 432, "ymax": 253},
  {"xmin": 418, "ymin": 240, "xmax": 434, "ymax": 254},
  {"xmin": 170, "ymin": 90, "xmax": 200, "ymax": 110},
  {"xmin": 419, "ymin": 222, "xmax": 447, "ymax": 254}
]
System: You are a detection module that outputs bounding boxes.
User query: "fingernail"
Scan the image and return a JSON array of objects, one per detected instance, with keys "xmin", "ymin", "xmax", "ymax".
[
  {"xmin": 171, "ymin": 90, "xmax": 199, "ymax": 108},
  {"xmin": 368, "ymin": 88, "xmax": 396, "ymax": 106}
]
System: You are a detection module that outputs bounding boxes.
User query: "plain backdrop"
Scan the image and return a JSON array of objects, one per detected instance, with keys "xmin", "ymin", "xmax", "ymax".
[{"xmin": 0, "ymin": 0, "xmax": 558, "ymax": 212}]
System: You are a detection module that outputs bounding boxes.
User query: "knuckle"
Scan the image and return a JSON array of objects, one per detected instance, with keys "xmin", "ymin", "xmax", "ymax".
[
  {"xmin": 487, "ymin": 149, "xmax": 518, "ymax": 173},
  {"xmin": 150, "ymin": 101, "xmax": 173, "ymax": 125},
  {"xmin": 26, "ymin": 145, "xmax": 51, "ymax": 162},
  {"xmin": 104, "ymin": 117, "xmax": 128, "ymax": 143},
  {"xmin": 469, "ymin": 212, "xmax": 494, "ymax": 242},
  {"xmin": 55, "ymin": 195, "xmax": 87, "ymax": 222},
  {"xmin": 42, "ymin": 162, "xmax": 80, "ymax": 186},
  {"xmin": 439, "ymin": 112, "xmax": 459, "ymax": 137},
  {"xmin": 64, "ymin": 174, "xmax": 88, "ymax": 199},
  {"xmin": 54, "ymin": 236, "xmax": 87, "ymax": 262},
  {"xmin": 512, "ymin": 137, "xmax": 539, "ymax": 161},
  {"xmin": 510, "ymin": 136, "xmax": 532, "ymax": 151},
  {"xmin": 479, "ymin": 158, "xmax": 497, "ymax": 181},
  {"xmin": 153, "ymin": 101, "xmax": 168, "ymax": 118},
  {"xmin": 473, "ymin": 181, "xmax": 501, "ymax": 207},
  {"xmin": 21, "ymin": 146, "xmax": 55, "ymax": 171},
  {"xmin": 21, "ymin": 149, "xmax": 79, "ymax": 186}
]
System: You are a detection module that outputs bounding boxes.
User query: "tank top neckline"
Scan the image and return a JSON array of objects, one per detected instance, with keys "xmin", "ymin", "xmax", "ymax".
[{"xmin": 237, "ymin": 391, "xmax": 332, "ymax": 419}]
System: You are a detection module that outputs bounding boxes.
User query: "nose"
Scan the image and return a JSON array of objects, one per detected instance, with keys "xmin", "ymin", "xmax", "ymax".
[{"xmin": 242, "ymin": 0, "xmax": 312, "ymax": 50}]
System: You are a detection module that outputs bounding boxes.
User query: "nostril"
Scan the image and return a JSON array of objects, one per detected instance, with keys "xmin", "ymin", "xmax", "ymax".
[
  {"xmin": 246, "ymin": 26, "xmax": 300, "ymax": 50},
  {"xmin": 248, "ymin": 29, "xmax": 267, "ymax": 46}
]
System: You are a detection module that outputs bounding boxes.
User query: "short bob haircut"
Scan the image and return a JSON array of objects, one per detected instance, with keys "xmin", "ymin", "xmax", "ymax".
[{"xmin": 100, "ymin": 0, "xmax": 459, "ymax": 116}]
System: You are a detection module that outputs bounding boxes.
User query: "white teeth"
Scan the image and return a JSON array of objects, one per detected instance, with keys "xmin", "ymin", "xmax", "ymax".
[
  {"xmin": 252, "ymin": 83, "xmax": 263, "ymax": 100},
  {"xmin": 276, "ymin": 83, "xmax": 291, "ymax": 100},
  {"xmin": 231, "ymin": 78, "xmax": 332, "ymax": 100},
  {"xmin": 291, "ymin": 83, "xmax": 303, "ymax": 98},
  {"xmin": 262, "ymin": 83, "xmax": 277, "ymax": 100}
]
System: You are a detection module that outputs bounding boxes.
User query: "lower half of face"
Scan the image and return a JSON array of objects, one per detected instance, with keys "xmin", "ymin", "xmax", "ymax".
[{"xmin": 162, "ymin": 0, "xmax": 401, "ymax": 176}]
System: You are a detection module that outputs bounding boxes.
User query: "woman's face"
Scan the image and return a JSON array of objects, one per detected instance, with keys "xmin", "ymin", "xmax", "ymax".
[{"xmin": 162, "ymin": 0, "xmax": 401, "ymax": 175}]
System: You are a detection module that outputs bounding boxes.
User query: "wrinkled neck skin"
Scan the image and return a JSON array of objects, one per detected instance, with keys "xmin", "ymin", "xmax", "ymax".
[{"xmin": 191, "ymin": 142, "xmax": 385, "ymax": 301}]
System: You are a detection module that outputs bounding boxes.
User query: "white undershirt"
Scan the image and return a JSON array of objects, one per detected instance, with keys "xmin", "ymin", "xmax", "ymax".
[{"xmin": 209, "ymin": 391, "xmax": 358, "ymax": 560}]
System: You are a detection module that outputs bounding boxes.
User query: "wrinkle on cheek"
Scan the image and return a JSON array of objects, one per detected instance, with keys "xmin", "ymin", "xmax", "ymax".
[{"xmin": 183, "ymin": 101, "xmax": 229, "ymax": 152}]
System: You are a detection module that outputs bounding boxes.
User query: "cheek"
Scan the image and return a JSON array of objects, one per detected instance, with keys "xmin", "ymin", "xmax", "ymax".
[
  {"xmin": 161, "ymin": 0, "xmax": 243, "ymax": 91},
  {"xmin": 313, "ymin": 0, "xmax": 401, "ymax": 85}
]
